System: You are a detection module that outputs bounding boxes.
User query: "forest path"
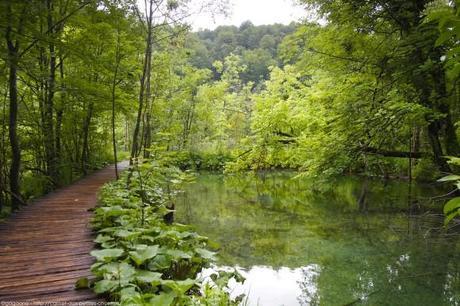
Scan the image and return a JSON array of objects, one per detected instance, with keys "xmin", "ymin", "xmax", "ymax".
[{"xmin": 0, "ymin": 162, "xmax": 128, "ymax": 304}]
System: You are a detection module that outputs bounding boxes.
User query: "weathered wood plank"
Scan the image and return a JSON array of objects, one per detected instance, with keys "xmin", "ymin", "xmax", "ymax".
[{"xmin": 0, "ymin": 162, "xmax": 127, "ymax": 303}]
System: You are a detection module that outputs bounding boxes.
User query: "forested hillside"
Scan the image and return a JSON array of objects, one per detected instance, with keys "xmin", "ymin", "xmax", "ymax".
[{"xmin": 186, "ymin": 22, "xmax": 297, "ymax": 84}]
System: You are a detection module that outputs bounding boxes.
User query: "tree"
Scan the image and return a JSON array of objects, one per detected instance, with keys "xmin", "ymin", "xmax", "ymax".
[
  {"xmin": 3, "ymin": 0, "xmax": 27, "ymax": 210},
  {"xmin": 298, "ymin": 0, "xmax": 459, "ymax": 172}
]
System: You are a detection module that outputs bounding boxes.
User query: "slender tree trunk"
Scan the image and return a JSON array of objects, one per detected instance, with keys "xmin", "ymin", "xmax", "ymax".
[
  {"xmin": 112, "ymin": 93, "xmax": 119, "ymax": 179},
  {"xmin": 125, "ymin": 118, "xmax": 130, "ymax": 152},
  {"xmin": 0, "ymin": 72, "xmax": 8, "ymax": 212},
  {"xmin": 81, "ymin": 102, "xmax": 94, "ymax": 175},
  {"xmin": 143, "ymin": 113, "xmax": 152, "ymax": 158},
  {"xmin": 111, "ymin": 30, "xmax": 121, "ymax": 179},
  {"xmin": 5, "ymin": 19, "xmax": 22, "ymax": 211},
  {"xmin": 143, "ymin": 95, "xmax": 156, "ymax": 158},
  {"xmin": 131, "ymin": 0, "xmax": 153, "ymax": 163},
  {"xmin": 427, "ymin": 121, "xmax": 450, "ymax": 172},
  {"xmin": 44, "ymin": 0, "xmax": 57, "ymax": 184},
  {"xmin": 181, "ymin": 99, "xmax": 196, "ymax": 150},
  {"xmin": 55, "ymin": 55, "xmax": 65, "ymax": 176}
]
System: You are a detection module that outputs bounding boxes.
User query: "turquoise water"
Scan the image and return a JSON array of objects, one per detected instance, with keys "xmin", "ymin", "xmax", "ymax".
[{"xmin": 176, "ymin": 172, "xmax": 460, "ymax": 306}]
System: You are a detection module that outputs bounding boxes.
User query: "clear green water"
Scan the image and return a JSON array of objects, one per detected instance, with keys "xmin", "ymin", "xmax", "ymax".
[{"xmin": 175, "ymin": 172, "xmax": 460, "ymax": 306}]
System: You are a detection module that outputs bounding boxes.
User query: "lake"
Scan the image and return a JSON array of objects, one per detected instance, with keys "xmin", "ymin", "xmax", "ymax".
[{"xmin": 176, "ymin": 172, "xmax": 460, "ymax": 306}]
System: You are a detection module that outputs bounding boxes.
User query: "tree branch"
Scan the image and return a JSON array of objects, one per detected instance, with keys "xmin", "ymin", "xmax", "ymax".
[{"xmin": 361, "ymin": 147, "xmax": 429, "ymax": 158}]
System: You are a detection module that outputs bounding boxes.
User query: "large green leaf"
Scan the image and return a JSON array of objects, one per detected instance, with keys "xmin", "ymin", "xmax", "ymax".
[
  {"xmin": 443, "ymin": 197, "xmax": 460, "ymax": 215},
  {"xmin": 91, "ymin": 248, "xmax": 124, "ymax": 262},
  {"xmin": 98, "ymin": 262, "xmax": 136, "ymax": 284},
  {"xmin": 161, "ymin": 279, "xmax": 196, "ymax": 295},
  {"xmin": 101, "ymin": 205, "xmax": 126, "ymax": 217},
  {"xmin": 148, "ymin": 254, "xmax": 172, "ymax": 270},
  {"xmin": 438, "ymin": 175, "xmax": 460, "ymax": 182},
  {"xmin": 129, "ymin": 245, "xmax": 160, "ymax": 265},
  {"xmin": 135, "ymin": 270, "xmax": 163, "ymax": 284},
  {"xmin": 94, "ymin": 234, "xmax": 112, "ymax": 244},
  {"xmin": 444, "ymin": 197, "xmax": 460, "ymax": 225},
  {"xmin": 149, "ymin": 292, "xmax": 176, "ymax": 306},
  {"xmin": 164, "ymin": 249, "xmax": 192, "ymax": 260},
  {"xmin": 195, "ymin": 248, "xmax": 216, "ymax": 260},
  {"xmin": 120, "ymin": 287, "xmax": 145, "ymax": 305},
  {"xmin": 115, "ymin": 229, "xmax": 139, "ymax": 239},
  {"xmin": 94, "ymin": 279, "xmax": 118, "ymax": 294}
]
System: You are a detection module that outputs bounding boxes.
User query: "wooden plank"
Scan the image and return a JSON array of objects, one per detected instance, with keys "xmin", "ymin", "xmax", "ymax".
[
  {"xmin": 0, "ymin": 162, "xmax": 128, "ymax": 303},
  {"xmin": 0, "ymin": 261, "xmax": 94, "ymax": 278}
]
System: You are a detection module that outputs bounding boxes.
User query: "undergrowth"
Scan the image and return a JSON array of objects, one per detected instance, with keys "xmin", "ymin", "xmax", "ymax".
[{"xmin": 78, "ymin": 159, "xmax": 244, "ymax": 305}]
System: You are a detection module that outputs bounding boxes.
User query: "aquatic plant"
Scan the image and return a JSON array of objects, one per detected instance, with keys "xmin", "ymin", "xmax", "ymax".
[{"xmin": 78, "ymin": 160, "xmax": 244, "ymax": 305}]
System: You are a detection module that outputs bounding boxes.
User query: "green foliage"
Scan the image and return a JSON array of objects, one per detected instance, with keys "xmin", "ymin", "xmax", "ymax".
[
  {"xmin": 87, "ymin": 160, "xmax": 243, "ymax": 304},
  {"xmin": 426, "ymin": 0, "xmax": 460, "ymax": 78},
  {"xmin": 187, "ymin": 22, "xmax": 297, "ymax": 85},
  {"xmin": 228, "ymin": 0, "xmax": 460, "ymax": 178},
  {"xmin": 439, "ymin": 157, "xmax": 460, "ymax": 225},
  {"xmin": 443, "ymin": 198, "xmax": 460, "ymax": 225},
  {"xmin": 0, "ymin": 0, "xmax": 140, "ymax": 212}
]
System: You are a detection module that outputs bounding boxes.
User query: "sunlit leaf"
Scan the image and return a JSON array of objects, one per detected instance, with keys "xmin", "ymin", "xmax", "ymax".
[
  {"xmin": 149, "ymin": 292, "xmax": 176, "ymax": 306},
  {"xmin": 161, "ymin": 279, "xmax": 196, "ymax": 294},
  {"xmin": 438, "ymin": 175, "xmax": 460, "ymax": 182},
  {"xmin": 135, "ymin": 270, "xmax": 163, "ymax": 284},
  {"xmin": 164, "ymin": 249, "xmax": 192, "ymax": 260},
  {"xmin": 195, "ymin": 248, "xmax": 216, "ymax": 260},
  {"xmin": 94, "ymin": 279, "xmax": 118, "ymax": 294},
  {"xmin": 129, "ymin": 245, "xmax": 160, "ymax": 266},
  {"xmin": 90, "ymin": 248, "xmax": 124, "ymax": 262}
]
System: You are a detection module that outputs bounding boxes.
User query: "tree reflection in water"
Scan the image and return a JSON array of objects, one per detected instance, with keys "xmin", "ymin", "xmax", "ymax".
[{"xmin": 177, "ymin": 172, "xmax": 460, "ymax": 305}]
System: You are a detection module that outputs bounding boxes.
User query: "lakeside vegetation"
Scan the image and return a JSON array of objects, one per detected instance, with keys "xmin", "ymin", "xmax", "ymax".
[{"xmin": 1, "ymin": 0, "xmax": 460, "ymax": 304}]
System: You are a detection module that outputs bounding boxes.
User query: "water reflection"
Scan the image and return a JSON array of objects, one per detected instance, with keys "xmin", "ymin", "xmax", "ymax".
[
  {"xmin": 177, "ymin": 172, "xmax": 460, "ymax": 305},
  {"xmin": 202, "ymin": 265, "xmax": 320, "ymax": 306}
]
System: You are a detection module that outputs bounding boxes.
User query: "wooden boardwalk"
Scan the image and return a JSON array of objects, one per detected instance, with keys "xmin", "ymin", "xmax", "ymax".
[{"xmin": 0, "ymin": 163, "xmax": 127, "ymax": 304}]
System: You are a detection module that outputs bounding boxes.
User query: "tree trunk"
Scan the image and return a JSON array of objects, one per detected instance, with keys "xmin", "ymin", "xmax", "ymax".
[
  {"xmin": 142, "ymin": 64, "xmax": 153, "ymax": 159},
  {"xmin": 44, "ymin": 0, "xmax": 57, "ymax": 184},
  {"xmin": 111, "ymin": 30, "xmax": 121, "ymax": 179},
  {"xmin": 81, "ymin": 102, "xmax": 94, "ymax": 175},
  {"xmin": 6, "ymin": 22, "xmax": 22, "ymax": 211},
  {"xmin": 181, "ymin": 98, "xmax": 196, "ymax": 150},
  {"xmin": 427, "ymin": 121, "xmax": 450, "ymax": 173},
  {"xmin": 0, "ymin": 68, "xmax": 9, "ymax": 212},
  {"xmin": 131, "ymin": 0, "xmax": 153, "ymax": 163},
  {"xmin": 143, "ymin": 112, "xmax": 152, "ymax": 158},
  {"xmin": 55, "ymin": 54, "xmax": 65, "ymax": 181}
]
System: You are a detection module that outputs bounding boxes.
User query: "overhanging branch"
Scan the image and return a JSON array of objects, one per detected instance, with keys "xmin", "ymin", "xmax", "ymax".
[{"xmin": 361, "ymin": 147, "xmax": 429, "ymax": 158}]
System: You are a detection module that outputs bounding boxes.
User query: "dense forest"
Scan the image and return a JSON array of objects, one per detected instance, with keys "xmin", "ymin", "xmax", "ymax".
[
  {"xmin": 0, "ymin": 1, "xmax": 295, "ymax": 214},
  {"xmin": 187, "ymin": 22, "xmax": 297, "ymax": 84},
  {"xmin": 1, "ymin": 0, "xmax": 460, "ymax": 304}
]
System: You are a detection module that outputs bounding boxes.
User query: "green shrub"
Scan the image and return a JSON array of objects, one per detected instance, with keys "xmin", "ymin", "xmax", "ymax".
[{"xmin": 80, "ymin": 160, "xmax": 244, "ymax": 304}]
